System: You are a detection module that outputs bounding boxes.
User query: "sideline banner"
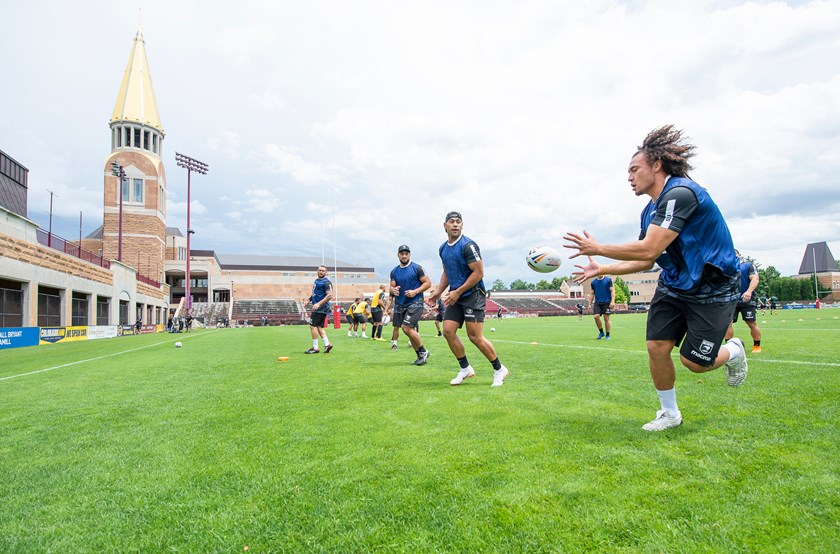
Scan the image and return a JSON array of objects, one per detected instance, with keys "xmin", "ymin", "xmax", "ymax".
[
  {"xmin": 0, "ymin": 327, "xmax": 40, "ymax": 350},
  {"xmin": 87, "ymin": 326, "xmax": 119, "ymax": 340},
  {"xmin": 40, "ymin": 326, "xmax": 89, "ymax": 345}
]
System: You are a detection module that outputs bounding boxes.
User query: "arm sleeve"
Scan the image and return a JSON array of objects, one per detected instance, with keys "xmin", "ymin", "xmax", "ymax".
[
  {"xmin": 650, "ymin": 186, "xmax": 699, "ymax": 234},
  {"xmin": 463, "ymin": 241, "xmax": 482, "ymax": 264}
]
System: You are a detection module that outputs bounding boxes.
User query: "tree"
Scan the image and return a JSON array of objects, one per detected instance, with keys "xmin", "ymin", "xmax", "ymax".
[
  {"xmin": 550, "ymin": 276, "xmax": 567, "ymax": 289},
  {"xmin": 535, "ymin": 279, "xmax": 552, "ymax": 290},
  {"xmin": 509, "ymin": 279, "xmax": 535, "ymax": 290},
  {"xmin": 614, "ymin": 276, "xmax": 630, "ymax": 304},
  {"xmin": 491, "ymin": 279, "xmax": 506, "ymax": 291}
]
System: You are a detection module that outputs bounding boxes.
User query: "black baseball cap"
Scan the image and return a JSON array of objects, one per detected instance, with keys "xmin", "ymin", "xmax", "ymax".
[
  {"xmin": 398, "ymin": 244, "xmax": 411, "ymax": 252},
  {"xmin": 445, "ymin": 211, "xmax": 462, "ymax": 222}
]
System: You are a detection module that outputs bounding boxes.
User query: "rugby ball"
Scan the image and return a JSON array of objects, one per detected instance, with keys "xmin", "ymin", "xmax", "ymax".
[
  {"xmin": 175, "ymin": 342, "xmax": 182, "ymax": 348},
  {"xmin": 526, "ymin": 246, "xmax": 562, "ymax": 273}
]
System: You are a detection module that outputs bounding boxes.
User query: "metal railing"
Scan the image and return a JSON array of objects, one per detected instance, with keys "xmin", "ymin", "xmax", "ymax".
[
  {"xmin": 35, "ymin": 228, "xmax": 161, "ymax": 288},
  {"xmin": 36, "ymin": 228, "xmax": 110, "ymax": 269}
]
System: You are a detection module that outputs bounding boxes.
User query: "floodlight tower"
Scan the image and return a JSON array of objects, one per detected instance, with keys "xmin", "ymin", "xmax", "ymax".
[
  {"xmin": 175, "ymin": 152, "xmax": 209, "ymax": 312},
  {"xmin": 109, "ymin": 162, "xmax": 127, "ymax": 261}
]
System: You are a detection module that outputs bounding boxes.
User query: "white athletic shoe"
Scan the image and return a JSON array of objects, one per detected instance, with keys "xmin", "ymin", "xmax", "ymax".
[
  {"xmin": 450, "ymin": 366, "xmax": 476, "ymax": 386},
  {"xmin": 642, "ymin": 410, "xmax": 682, "ymax": 431},
  {"xmin": 347, "ymin": 331, "xmax": 353, "ymax": 337},
  {"xmin": 724, "ymin": 337, "xmax": 749, "ymax": 387},
  {"xmin": 491, "ymin": 365, "xmax": 509, "ymax": 387},
  {"xmin": 362, "ymin": 333, "xmax": 368, "ymax": 339}
]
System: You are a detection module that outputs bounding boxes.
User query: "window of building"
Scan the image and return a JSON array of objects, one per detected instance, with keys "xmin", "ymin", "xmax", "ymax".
[
  {"xmin": 97, "ymin": 297, "xmax": 110, "ymax": 326},
  {"xmin": 71, "ymin": 292, "xmax": 89, "ymax": 326},
  {"xmin": 119, "ymin": 300, "xmax": 129, "ymax": 325},
  {"xmin": 38, "ymin": 286, "xmax": 62, "ymax": 327},
  {"xmin": 0, "ymin": 279, "xmax": 24, "ymax": 328},
  {"xmin": 133, "ymin": 178, "xmax": 143, "ymax": 203}
]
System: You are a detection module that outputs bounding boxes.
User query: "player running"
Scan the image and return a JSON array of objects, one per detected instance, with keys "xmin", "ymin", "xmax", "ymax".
[
  {"xmin": 564, "ymin": 125, "xmax": 747, "ymax": 431},
  {"xmin": 427, "ymin": 211, "xmax": 509, "ymax": 386}
]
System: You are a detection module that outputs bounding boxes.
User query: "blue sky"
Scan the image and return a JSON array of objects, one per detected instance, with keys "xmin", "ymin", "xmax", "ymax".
[{"xmin": 2, "ymin": 0, "xmax": 839, "ymax": 283}]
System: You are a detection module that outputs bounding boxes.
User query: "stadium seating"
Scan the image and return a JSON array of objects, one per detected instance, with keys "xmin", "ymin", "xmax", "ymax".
[{"xmin": 231, "ymin": 299, "xmax": 303, "ymax": 325}]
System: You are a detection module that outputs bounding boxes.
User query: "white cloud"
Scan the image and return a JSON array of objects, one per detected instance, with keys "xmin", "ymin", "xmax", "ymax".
[{"xmin": 2, "ymin": 0, "xmax": 839, "ymax": 283}]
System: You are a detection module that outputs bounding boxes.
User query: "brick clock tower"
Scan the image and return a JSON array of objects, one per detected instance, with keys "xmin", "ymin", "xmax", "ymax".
[{"xmin": 103, "ymin": 26, "xmax": 166, "ymax": 282}]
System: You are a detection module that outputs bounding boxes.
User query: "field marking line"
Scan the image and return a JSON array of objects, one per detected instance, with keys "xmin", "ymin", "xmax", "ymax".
[
  {"xmin": 0, "ymin": 330, "xmax": 219, "ymax": 383},
  {"xmin": 490, "ymin": 338, "xmax": 840, "ymax": 368}
]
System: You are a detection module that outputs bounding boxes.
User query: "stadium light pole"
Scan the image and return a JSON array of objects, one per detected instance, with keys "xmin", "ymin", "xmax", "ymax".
[
  {"xmin": 175, "ymin": 152, "xmax": 209, "ymax": 313},
  {"xmin": 110, "ymin": 161, "xmax": 126, "ymax": 262},
  {"xmin": 47, "ymin": 190, "xmax": 57, "ymax": 248}
]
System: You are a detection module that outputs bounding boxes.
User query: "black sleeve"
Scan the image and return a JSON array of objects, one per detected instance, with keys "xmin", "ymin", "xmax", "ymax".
[
  {"xmin": 463, "ymin": 241, "xmax": 482, "ymax": 264},
  {"xmin": 650, "ymin": 186, "xmax": 699, "ymax": 235}
]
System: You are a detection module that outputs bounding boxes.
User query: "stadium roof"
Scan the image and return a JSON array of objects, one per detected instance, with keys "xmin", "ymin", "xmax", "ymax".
[
  {"xmin": 215, "ymin": 253, "xmax": 374, "ymax": 272},
  {"xmin": 798, "ymin": 242, "xmax": 838, "ymax": 274}
]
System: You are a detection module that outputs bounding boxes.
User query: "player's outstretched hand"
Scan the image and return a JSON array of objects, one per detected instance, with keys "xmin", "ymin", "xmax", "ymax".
[
  {"xmin": 563, "ymin": 230, "xmax": 599, "ymax": 259},
  {"xmin": 572, "ymin": 256, "xmax": 600, "ymax": 284}
]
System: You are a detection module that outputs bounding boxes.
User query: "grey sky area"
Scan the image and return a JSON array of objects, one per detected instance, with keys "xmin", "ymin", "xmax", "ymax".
[{"xmin": 2, "ymin": 0, "xmax": 838, "ymax": 283}]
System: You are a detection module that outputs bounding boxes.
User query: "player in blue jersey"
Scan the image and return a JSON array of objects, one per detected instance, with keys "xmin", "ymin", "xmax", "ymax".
[
  {"xmin": 724, "ymin": 250, "xmax": 762, "ymax": 353},
  {"xmin": 427, "ymin": 211, "xmax": 509, "ymax": 387},
  {"xmin": 304, "ymin": 265, "xmax": 334, "ymax": 354},
  {"xmin": 390, "ymin": 245, "xmax": 432, "ymax": 365},
  {"xmin": 589, "ymin": 275, "xmax": 615, "ymax": 339},
  {"xmin": 564, "ymin": 125, "xmax": 747, "ymax": 431}
]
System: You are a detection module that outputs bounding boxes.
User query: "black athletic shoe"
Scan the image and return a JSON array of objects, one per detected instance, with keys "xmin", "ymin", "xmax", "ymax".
[
  {"xmin": 324, "ymin": 344, "xmax": 333, "ymax": 354},
  {"xmin": 411, "ymin": 351, "xmax": 430, "ymax": 366},
  {"xmin": 305, "ymin": 348, "xmax": 319, "ymax": 354}
]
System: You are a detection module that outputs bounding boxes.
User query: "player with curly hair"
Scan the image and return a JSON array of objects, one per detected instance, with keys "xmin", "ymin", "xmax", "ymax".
[{"xmin": 564, "ymin": 125, "xmax": 748, "ymax": 431}]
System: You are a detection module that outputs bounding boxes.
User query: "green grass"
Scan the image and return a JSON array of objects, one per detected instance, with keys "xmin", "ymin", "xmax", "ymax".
[{"xmin": 2, "ymin": 310, "xmax": 839, "ymax": 552}]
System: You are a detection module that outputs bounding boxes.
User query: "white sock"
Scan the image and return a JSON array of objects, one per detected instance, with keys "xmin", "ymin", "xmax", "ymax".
[
  {"xmin": 723, "ymin": 341, "xmax": 741, "ymax": 361},
  {"xmin": 392, "ymin": 340, "xmax": 397, "ymax": 345},
  {"xmin": 323, "ymin": 335, "xmax": 331, "ymax": 346},
  {"xmin": 656, "ymin": 388, "xmax": 679, "ymax": 416},
  {"xmin": 312, "ymin": 339, "xmax": 319, "ymax": 349}
]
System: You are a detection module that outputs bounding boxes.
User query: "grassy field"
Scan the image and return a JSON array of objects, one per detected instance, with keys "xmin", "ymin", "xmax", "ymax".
[{"xmin": 1, "ymin": 310, "xmax": 839, "ymax": 552}]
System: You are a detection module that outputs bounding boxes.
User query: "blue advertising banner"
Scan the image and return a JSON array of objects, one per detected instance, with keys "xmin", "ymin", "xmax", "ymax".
[{"xmin": 0, "ymin": 327, "xmax": 40, "ymax": 350}]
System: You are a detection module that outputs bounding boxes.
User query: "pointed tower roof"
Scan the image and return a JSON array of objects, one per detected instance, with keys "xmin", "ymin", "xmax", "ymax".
[
  {"xmin": 110, "ymin": 26, "xmax": 163, "ymax": 132},
  {"xmin": 798, "ymin": 242, "xmax": 837, "ymax": 274}
]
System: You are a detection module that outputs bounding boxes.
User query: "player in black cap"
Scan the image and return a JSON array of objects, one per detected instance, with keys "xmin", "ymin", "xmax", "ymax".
[{"xmin": 389, "ymin": 244, "xmax": 432, "ymax": 365}]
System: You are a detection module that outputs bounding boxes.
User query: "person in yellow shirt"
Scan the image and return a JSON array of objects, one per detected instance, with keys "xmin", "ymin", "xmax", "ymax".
[
  {"xmin": 346, "ymin": 299, "xmax": 358, "ymax": 337},
  {"xmin": 369, "ymin": 284, "xmax": 388, "ymax": 340},
  {"xmin": 354, "ymin": 297, "xmax": 370, "ymax": 338}
]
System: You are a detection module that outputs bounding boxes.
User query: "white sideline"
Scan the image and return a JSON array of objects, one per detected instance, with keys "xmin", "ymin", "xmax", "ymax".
[
  {"xmin": 0, "ymin": 331, "xmax": 216, "ymax": 382},
  {"xmin": 490, "ymin": 338, "xmax": 840, "ymax": 368}
]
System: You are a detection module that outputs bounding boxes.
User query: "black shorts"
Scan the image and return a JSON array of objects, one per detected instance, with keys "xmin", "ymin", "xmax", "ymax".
[
  {"xmin": 593, "ymin": 302, "xmax": 611, "ymax": 316},
  {"xmin": 444, "ymin": 293, "xmax": 486, "ymax": 326},
  {"xmin": 732, "ymin": 302, "xmax": 757, "ymax": 323},
  {"xmin": 393, "ymin": 302, "xmax": 423, "ymax": 329},
  {"xmin": 310, "ymin": 311, "xmax": 328, "ymax": 328},
  {"xmin": 435, "ymin": 311, "xmax": 444, "ymax": 322},
  {"xmin": 345, "ymin": 314, "xmax": 354, "ymax": 324},
  {"xmin": 354, "ymin": 314, "xmax": 367, "ymax": 324},
  {"xmin": 370, "ymin": 307, "xmax": 383, "ymax": 323},
  {"xmin": 646, "ymin": 290, "xmax": 737, "ymax": 367}
]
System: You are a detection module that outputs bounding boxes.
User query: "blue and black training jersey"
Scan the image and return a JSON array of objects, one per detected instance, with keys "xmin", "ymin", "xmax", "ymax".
[
  {"xmin": 310, "ymin": 277, "xmax": 333, "ymax": 313},
  {"xmin": 390, "ymin": 262, "xmax": 426, "ymax": 306},
  {"xmin": 639, "ymin": 176, "xmax": 738, "ymax": 303},
  {"xmin": 591, "ymin": 276, "xmax": 613, "ymax": 303},
  {"xmin": 439, "ymin": 235, "xmax": 486, "ymax": 299}
]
